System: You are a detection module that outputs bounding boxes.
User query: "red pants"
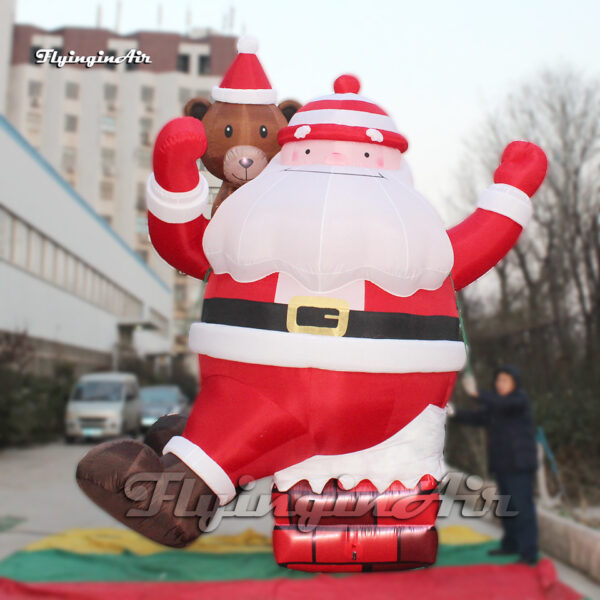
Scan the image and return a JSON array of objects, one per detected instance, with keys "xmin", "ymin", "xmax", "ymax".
[{"xmin": 183, "ymin": 355, "xmax": 456, "ymax": 486}]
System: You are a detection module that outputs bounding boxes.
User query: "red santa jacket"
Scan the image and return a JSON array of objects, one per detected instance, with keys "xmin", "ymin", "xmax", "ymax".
[{"xmin": 146, "ymin": 174, "xmax": 531, "ymax": 374}]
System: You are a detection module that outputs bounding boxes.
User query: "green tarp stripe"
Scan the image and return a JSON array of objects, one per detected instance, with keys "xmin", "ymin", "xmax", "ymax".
[{"xmin": 0, "ymin": 542, "xmax": 517, "ymax": 583}]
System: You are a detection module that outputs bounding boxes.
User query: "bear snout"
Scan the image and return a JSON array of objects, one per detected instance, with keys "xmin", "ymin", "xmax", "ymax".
[{"xmin": 223, "ymin": 145, "xmax": 268, "ymax": 184}]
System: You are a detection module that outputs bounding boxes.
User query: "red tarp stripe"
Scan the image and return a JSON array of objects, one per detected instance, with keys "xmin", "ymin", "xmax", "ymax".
[{"xmin": 0, "ymin": 559, "xmax": 584, "ymax": 600}]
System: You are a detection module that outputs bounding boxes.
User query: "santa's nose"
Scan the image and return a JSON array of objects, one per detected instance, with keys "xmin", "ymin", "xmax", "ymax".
[
  {"xmin": 324, "ymin": 152, "xmax": 346, "ymax": 165},
  {"xmin": 239, "ymin": 157, "xmax": 254, "ymax": 169}
]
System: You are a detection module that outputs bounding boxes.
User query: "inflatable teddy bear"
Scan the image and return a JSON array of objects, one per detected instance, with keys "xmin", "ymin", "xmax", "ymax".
[
  {"xmin": 179, "ymin": 35, "xmax": 299, "ymax": 215},
  {"xmin": 77, "ymin": 70, "xmax": 547, "ymax": 572}
]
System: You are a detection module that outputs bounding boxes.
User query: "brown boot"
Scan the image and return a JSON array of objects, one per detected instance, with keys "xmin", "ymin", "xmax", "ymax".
[
  {"xmin": 143, "ymin": 414, "xmax": 187, "ymax": 455},
  {"xmin": 76, "ymin": 439, "xmax": 218, "ymax": 548}
]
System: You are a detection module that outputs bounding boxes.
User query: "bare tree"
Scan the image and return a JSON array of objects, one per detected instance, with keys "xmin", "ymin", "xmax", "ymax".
[
  {"xmin": 449, "ymin": 68, "xmax": 600, "ymax": 502},
  {"xmin": 454, "ymin": 68, "xmax": 600, "ymax": 370}
]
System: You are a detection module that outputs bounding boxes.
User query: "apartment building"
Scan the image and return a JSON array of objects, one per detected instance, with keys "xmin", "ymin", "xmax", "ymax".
[
  {"xmin": 4, "ymin": 22, "xmax": 237, "ymax": 357},
  {"xmin": 0, "ymin": 114, "xmax": 172, "ymax": 375}
]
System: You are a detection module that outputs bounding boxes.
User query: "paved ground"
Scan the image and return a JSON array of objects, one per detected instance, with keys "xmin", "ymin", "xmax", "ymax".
[{"xmin": 0, "ymin": 441, "xmax": 598, "ymax": 598}]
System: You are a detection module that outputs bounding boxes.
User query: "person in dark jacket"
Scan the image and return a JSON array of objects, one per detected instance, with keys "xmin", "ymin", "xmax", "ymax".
[{"xmin": 450, "ymin": 365, "xmax": 539, "ymax": 564}]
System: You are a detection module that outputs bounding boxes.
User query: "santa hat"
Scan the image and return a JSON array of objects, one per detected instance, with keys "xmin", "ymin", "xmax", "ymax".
[
  {"xmin": 278, "ymin": 74, "xmax": 408, "ymax": 152},
  {"xmin": 211, "ymin": 35, "xmax": 277, "ymax": 105}
]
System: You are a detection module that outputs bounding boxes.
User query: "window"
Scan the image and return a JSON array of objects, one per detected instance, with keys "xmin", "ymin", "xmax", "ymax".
[
  {"xmin": 141, "ymin": 86, "xmax": 154, "ymax": 103},
  {"xmin": 76, "ymin": 262, "xmax": 87, "ymax": 297},
  {"xmin": 101, "ymin": 147, "xmax": 115, "ymax": 176},
  {"xmin": 12, "ymin": 220, "xmax": 28, "ymax": 268},
  {"xmin": 136, "ymin": 182, "xmax": 146, "ymax": 211},
  {"xmin": 65, "ymin": 254, "xmax": 76, "ymax": 291},
  {"xmin": 105, "ymin": 50, "xmax": 117, "ymax": 70},
  {"xmin": 28, "ymin": 80, "xmax": 42, "ymax": 97},
  {"xmin": 101, "ymin": 115, "xmax": 116, "ymax": 133},
  {"xmin": 28, "ymin": 230, "xmax": 43, "ymax": 275},
  {"xmin": 0, "ymin": 208, "xmax": 13, "ymax": 261},
  {"xmin": 125, "ymin": 51, "xmax": 138, "ymax": 71},
  {"xmin": 26, "ymin": 111, "xmax": 42, "ymax": 134},
  {"xmin": 29, "ymin": 46, "xmax": 42, "ymax": 65},
  {"xmin": 138, "ymin": 148, "xmax": 151, "ymax": 168},
  {"xmin": 65, "ymin": 81, "xmax": 79, "ymax": 100},
  {"xmin": 136, "ymin": 215, "xmax": 148, "ymax": 235},
  {"xmin": 176, "ymin": 53, "xmax": 190, "ymax": 73},
  {"xmin": 198, "ymin": 55, "xmax": 211, "ymax": 75},
  {"xmin": 139, "ymin": 117, "xmax": 152, "ymax": 146},
  {"xmin": 42, "ymin": 239, "xmax": 55, "ymax": 281},
  {"xmin": 100, "ymin": 180, "xmax": 114, "ymax": 200},
  {"xmin": 86, "ymin": 269, "xmax": 95, "ymax": 300},
  {"xmin": 64, "ymin": 114, "xmax": 78, "ymax": 133},
  {"xmin": 61, "ymin": 147, "xmax": 76, "ymax": 174},
  {"xmin": 174, "ymin": 284, "xmax": 186, "ymax": 304},
  {"xmin": 54, "ymin": 247, "xmax": 66, "ymax": 287},
  {"xmin": 104, "ymin": 83, "xmax": 117, "ymax": 102}
]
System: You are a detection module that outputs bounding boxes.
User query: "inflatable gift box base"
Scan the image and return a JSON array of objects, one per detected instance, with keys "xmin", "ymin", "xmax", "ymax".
[{"xmin": 272, "ymin": 477, "xmax": 440, "ymax": 572}]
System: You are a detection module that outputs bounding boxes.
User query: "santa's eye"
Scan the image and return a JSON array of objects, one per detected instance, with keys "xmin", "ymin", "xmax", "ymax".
[
  {"xmin": 224, "ymin": 125, "xmax": 233, "ymax": 138},
  {"xmin": 364, "ymin": 152, "xmax": 370, "ymax": 158},
  {"xmin": 259, "ymin": 125, "xmax": 268, "ymax": 138},
  {"xmin": 305, "ymin": 149, "xmax": 310, "ymax": 154}
]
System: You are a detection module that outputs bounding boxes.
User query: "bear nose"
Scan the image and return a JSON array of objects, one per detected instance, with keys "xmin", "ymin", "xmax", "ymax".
[{"xmin": 239, "ymin": 157, "xmax": 254, "ymax": 169}]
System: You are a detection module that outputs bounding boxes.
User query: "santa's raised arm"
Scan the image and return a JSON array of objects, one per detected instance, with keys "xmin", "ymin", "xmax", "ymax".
[{"xmin": 448, "ymin": 141, "xmax": 547, "ymax": 290}]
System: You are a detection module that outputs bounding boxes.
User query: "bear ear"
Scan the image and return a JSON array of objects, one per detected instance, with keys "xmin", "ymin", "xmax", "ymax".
[
  {"xmin": 278, "ymin": 99, "xmax": 302, "ymax": 123},
  {"xmin": 184, "ymin": 97, "xmax": 212, "ymax": 121}
]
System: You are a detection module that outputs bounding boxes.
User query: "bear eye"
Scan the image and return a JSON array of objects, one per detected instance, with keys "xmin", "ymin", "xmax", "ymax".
[
  {"xmin": 259, "ymin": 125, "xmax": 268, "ymax": 138},
  {"xmin": 305, "ymin": 149, "xmax": 310, "ymax": 155},
  {"xmin": 224, "ymin": 125, "xmax": 233, "ymax": 138},
  {"xmin": 364, "ymin": 152, "xmax": 370, "ymax": 158}
]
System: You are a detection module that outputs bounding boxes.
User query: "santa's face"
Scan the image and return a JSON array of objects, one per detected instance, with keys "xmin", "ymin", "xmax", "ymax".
[
  {"xmin": 280, "ymin": 140, "xmax": 403, "ymax": 170},
  {"xmin": 203, "ymin": 140, "xmax": 454, "ymax": 297}
]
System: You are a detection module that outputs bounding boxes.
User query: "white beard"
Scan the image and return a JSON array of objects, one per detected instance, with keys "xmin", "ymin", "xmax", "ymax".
[{"xmin": 203, "ymin": 154, "xmax": 454, "ymax": 297}]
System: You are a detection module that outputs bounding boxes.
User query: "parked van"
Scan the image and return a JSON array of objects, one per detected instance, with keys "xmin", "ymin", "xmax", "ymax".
[{"xmin": 65, "ymin": 372, "xmax": 142, "ymax": 442}]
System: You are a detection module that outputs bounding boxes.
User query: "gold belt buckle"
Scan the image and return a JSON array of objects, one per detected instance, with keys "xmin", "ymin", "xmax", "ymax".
[{"xmin": 286, "ymin": 296, "xmax": 350, "ymax": 337}]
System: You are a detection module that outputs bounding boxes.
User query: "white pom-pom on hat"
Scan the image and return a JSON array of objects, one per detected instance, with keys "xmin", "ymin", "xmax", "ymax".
[{"xmin": 237, "ymin": 35, "xmax": 259, "ymax": 54}]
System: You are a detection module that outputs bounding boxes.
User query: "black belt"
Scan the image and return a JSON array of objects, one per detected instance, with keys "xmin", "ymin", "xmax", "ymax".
[{"xmin": 201, "ymin": 297, "xmax": 460, "ymax": 341}]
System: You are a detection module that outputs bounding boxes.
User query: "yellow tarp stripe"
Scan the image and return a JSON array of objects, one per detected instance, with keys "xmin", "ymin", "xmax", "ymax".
[
  {"xmin": 24, "ymin": 528, "xmax": 272, "ymax": 555},
  {"xmin": 23, "ymin": 525, "xmax": 492, "ymax": 556},
  {"xmin": 439, "ymin": 525, "xmax": 493, "ymax": 545}
]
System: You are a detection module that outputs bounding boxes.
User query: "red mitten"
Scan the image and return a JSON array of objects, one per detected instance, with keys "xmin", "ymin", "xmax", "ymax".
[
  {"xmin": 153, "ymin": 117, "xmax": 207, "ymax": 193},
  {"xmin": 493, "ymin": 141, "xmax": 548, "ymax": 197}
]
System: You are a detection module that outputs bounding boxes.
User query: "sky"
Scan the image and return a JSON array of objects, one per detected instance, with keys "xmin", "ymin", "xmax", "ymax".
[{"xmin": 14, "ymin": 0, "xmax": 600, "ymax": 217}]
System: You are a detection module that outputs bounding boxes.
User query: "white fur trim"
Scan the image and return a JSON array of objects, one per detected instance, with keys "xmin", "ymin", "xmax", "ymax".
[
  {"xmin": 237, "ymin": 35, "xmax": 258, "ymax": 54},
  {"xmin": 477, "ymin": 183, "xmax": 532, "ymax": 228},
  {"xmin": 146, "ymin": 173, "xmax": 209, "ymax": 224},
  {"xmin": 294, "ymin": 125, "xmax": 311, "ymax": 139},
  {"xmin": 189, "ymin": 322, "xmax": 467, "ymax": 373},
  {"xmin": 163, "ymin": 436, "xmax": 236, "ymax": 505},
  {"xmin": 211, "ymin": 85, "xmax": 276, "ymax": 105},
  {"xmin": 366, "ymin": 128, "xmax": 383, "ymax": 142},
  {"xmin": 274, "ymin": 404, "xmax": 446, "ymax": 492},
  {"xmin": 290, "ymin": 109, "xmax": 397, "ymax": 133}
]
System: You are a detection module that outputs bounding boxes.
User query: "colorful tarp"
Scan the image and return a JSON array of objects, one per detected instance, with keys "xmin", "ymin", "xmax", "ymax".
[{"xmin": 0, "ymin": 526, "xmax": 584, "ymax": 599}]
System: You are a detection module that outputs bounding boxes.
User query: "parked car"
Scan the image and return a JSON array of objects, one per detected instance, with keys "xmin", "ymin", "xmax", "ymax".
[
  {"xmin": 65, "ymin": 372, "xmax": 142, "ymax": 442},
  {"xmin": 140, "ymin": 385, "xmax": 189, "ymax": 430}
]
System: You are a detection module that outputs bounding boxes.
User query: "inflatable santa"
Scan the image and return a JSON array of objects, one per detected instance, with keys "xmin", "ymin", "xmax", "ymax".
[{"xmin": 77, "ymin": 72, "xmax": 547, "ymax": 572}]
